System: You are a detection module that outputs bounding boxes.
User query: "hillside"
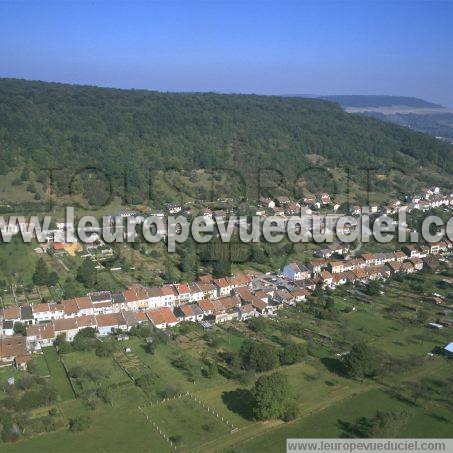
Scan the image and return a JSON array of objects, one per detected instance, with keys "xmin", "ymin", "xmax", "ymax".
[
  {"xmin": 0, "ymin": 79, "xmax": 452, "ymax": 205},
  {"xmin": 322, "ymin": 95, "xmax": 453, "ymax": 144}
]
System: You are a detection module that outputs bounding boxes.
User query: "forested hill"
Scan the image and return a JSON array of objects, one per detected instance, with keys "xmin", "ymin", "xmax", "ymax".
[{"xmin": 0, "ymin": 78, "xmax": 451, "ymax": 199}]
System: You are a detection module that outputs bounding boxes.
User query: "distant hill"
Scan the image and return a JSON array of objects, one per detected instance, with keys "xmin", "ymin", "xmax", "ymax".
[
  {"xmin": 321, "ymin": 95, "xmax": 443, "ymax": 109},
  {"xmin": 320, "ymin": 95, "xmax": 453, "ymax": 144},
  {"xmin": 0, "ymin": 79, "xmax": 451, "ymax": 205}
]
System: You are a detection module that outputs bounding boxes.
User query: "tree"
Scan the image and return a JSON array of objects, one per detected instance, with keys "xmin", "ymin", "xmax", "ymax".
[
  {"xmin": 62, "ymin": 277, "xmax": 85, "ymax": 298},
  {"xmin": 247, "ymin": 317, "xmax": 270, "ymax": 334},
  {"xmin": 282, "ymin": 401, "xmax": 300, "ymax": 421},
  {"xmin": 279, "ymin": 343, "xmax": 306, "ymax": 365},
  {"xmin": 54, "ymin": 332, "xmax": 67, "ymax": 347},
  {"xmin": 48, "ymin": 271, "xmax": 58, "ymax": 287},
  {"xmin": 20, "ymin": 167, "xmax": 29, "ymax": 181},
  {"xmin": 342, "ymin": 411, "xmax": 408, "ymax": 438},
  {"xmin": 76, "ymin": 260, "xmax": 97, "ymax": 288},
  {"xmin": 212, "ymin": 259, "xmax": 231, "ymax": 278},
  {"xmin": 324, "ymin": 296, "xmax": 335, "ymax": 311},
  {"xmin": 72, "ymin": 327, "xmax": 97, "ymax": 351},
  {"xmin": 252, "ymin": 372, "xmax": 290, "ymax": 420},
  {"xmin": 32, "ymin": 258, "xmax": 49, "ymax": 286},
  {"xmin": 365, "ymin": 280, "xmax": 381, "ymax": 296},
  {"xmin": 240, "ymin": 341, "xmax": 279, "ymax": 372},
  {"xmin": 343, "ymin": 343, "xmax": 379, "ymax": 378},
  {"xmin": 13, "ymin": 322, "xmax": 26, "ymax": 336},
  {"xmin": 130, "ymin": 324, "xmax": 153, "ymax": 338},
  {"xmin": 164, "ymin": 259, "xmax": 178, "ymax": 283}
]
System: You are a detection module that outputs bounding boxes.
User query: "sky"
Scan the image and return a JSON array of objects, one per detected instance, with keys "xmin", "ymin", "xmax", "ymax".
[{"xmin": 0, "ymin": 0, "xmax": 452, "ymax": 107}]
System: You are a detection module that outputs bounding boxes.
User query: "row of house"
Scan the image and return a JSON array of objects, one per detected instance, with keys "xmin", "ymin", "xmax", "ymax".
[
  {"xmin": 350, "ymin": 187, "xmax": 452, "ymax": 217},
  {"xmin": 259, "ymin": 193, "xmax": 337, "ymax": 217},
  {"xmin": 22, "ymin": 285, "xmax": 311, "ymax": 353},
  {"xmin": 0, "ymin": 274, "xmax": 253, "ymax": 329},
  {"xmin": 283, "ymin": 242, "xmax": 452, "ymax": 289}
]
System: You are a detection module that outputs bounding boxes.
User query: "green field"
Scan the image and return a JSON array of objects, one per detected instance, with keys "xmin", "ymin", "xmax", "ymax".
[
  {"xmin": 143, "ymin": 395, "xmax": 232, "ymax": 450},
  {"xmin": 2, "ymin": 386, "xmax": 170, "ymax": 453},
  {"xmin": 232, "ymin": 385, "xmax": 453, "ymax": 452},
  {"xmin": 43, "ymin": 347, "xmax": 76, "ymax": 401},
  {"xmin": 1, "ymin": 269, "xmax": 452, "ymax": 451},
  {"xmin": 32, "ymin": 354, "xmax": 50, "ymax": 377}
]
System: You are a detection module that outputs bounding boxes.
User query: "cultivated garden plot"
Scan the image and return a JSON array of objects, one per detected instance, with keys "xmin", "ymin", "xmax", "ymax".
[{"xmin": 61, "ymin": 350, "xmax": 130, "ymax": 395}]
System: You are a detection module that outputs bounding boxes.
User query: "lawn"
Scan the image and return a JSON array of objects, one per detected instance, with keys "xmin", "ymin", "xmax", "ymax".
[
  {"xmin": 32, "ymin": 353, "xmax": 50, "ymax": 377},
  {"xmin": 0, "ymin": 366, "xmax": 21, "ymax": 392},
  {"xmin": 230, "ymin": 386, "xmax": 453, "ymax": 452},
  {"xmin": 42, "ymin": 347, "xmax": 76, "ymax": 401},
  {"xmin": 3, "ymin": 383, "xmax": 170, "ymax": 453},
  {"xmin": 0, "ymin": 237, "xmax": 39, "ymax": 286},
  {"xmin": 2, "ymin": 273, "xmax": 452, "ymax": 452},
  {"xmin": 143, "ymin": 395, "xmax": 232, "ymax": 450}
]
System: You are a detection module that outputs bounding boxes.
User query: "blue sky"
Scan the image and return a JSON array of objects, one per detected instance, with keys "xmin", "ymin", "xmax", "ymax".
[{"xmin": 0, "ymin": 1, "xmax": 452, "ymax": 107}]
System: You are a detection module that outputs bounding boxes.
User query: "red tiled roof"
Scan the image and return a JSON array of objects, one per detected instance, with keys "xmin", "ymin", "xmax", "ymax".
[
  {"xmin": 251, "ymin": 298, "xmax": 268, "ymax": 310},
  {"xmin": 2, "ymin": 306, "xmax": 21, "ymax": 320},
  {"xmin": 76, "ymin": 315, "xmax": 97, "ymax": 329},
  {"xmin": 96, "ymin": 313, "xmax": 124, "ymax": 327},
  {"xmin": 198, "ymin": 299, "xmax": 215, "ymax": 313},
  {"xmin": 213, "ymin": 278, "xmax": 230, "ymax": 288},
  {"xmin": 60, "ymin": 299, "xmax": 79, "ymax": 316},
  {"xmin": 53, "ymin": 317, "xmax": 78, "ymax": 332},
  {"xmin": 179, "ymin": 304, "xmax": 195, "ymax": 317},
  {"xmin": 75, "ymin": 296, "xmax": 93, "ymax": 310},
  {"xmin": 32, "ymin": 303, "xmax": 51, "ymax": 313},
  {"xmin": 146, "ymin": 307, "xmax": 178, "ymax": 325},
  {"xmin": 218, "ymin": 296, "xmax": 240, "ymax": 310}
]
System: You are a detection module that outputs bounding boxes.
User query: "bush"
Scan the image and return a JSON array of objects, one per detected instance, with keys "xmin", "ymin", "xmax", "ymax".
[
  {"xmin": 343, "ymin": 343, "xmax": 380, "ymax": 378},
  {"xmin": 279, "ymin": 343, "xmax": 306, "ymax": 365},
  {"xmin": 95, "ymin": 341, "xmax": 115, "ymax": 357},
  {"xmin": 283, "ymin": 401, "xmax": 300, "ymax": 421},
  {"xmin": 248, "ymin": 317, "xmax": 271, "ymax": 333},
  {"xmin": 68, "ymin": 366, "xmax": 87, "ymax": 379},
  {"xmin": 69, "ymin": 415, "xmax": 91, "ymax": 432}
]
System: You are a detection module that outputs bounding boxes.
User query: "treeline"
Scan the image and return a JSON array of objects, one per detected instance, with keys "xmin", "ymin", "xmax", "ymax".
[{"xmin": 0, "ymin": 78, "xmax": 452, "ymax": 203}]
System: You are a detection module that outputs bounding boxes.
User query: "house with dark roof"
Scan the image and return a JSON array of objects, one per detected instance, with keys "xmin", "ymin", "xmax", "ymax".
[
  {"xmin": 282, "ymin": 263, "xmax": 311, "ymax": 281},
  {"xmin": 20, "ymin": 305, "xmax": 34, "ymax": 325}
]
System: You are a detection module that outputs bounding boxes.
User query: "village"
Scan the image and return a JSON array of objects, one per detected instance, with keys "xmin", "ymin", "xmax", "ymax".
[
  {"xmin": 1, "ymin": 184, "xmax": 453, "ymax": 369},
  {"xmin": 1, "ymin": 185, "xmax": 452, "ymax": 249},
  {"xmin": 1, "ymin": 233, "xmax": 451, "ymax": 369}
]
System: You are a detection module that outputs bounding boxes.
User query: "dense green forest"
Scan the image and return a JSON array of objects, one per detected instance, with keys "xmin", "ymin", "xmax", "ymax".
[{"xmin": 0, "ymin": 78, "xmax": 451, "ymax": 203}]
